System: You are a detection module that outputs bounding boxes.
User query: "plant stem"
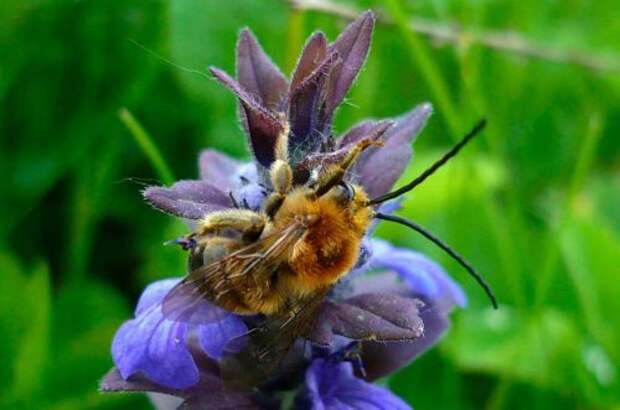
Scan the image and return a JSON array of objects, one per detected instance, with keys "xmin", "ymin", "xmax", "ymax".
[
  {"xmin": 533, "ymin": 111, "xmax": 603, "ymax": 308},
  {"xmin": 288, "ymin": 0, "xmax": 620, "ymax": 72},
  {"xmin": 383, "ymin": 0, "xmax": 461, "ymax": 137},
  {"xmin": 118, "ymin": 108, "xmax": 175, "ymax": 185}
]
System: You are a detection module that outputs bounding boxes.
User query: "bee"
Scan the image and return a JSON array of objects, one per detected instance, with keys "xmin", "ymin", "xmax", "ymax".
[{"xmin": 162, "ymin": 119, "xmax": 496, "ymax": 390}]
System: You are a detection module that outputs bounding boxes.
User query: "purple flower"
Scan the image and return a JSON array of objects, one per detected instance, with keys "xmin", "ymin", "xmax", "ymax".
[
  {"xmin": 111, "ymin": 278, "xmax": 247, "ymax": 389},
  {"xmin": 296, "ymin": 358, "xmax": 410, "ymax": 410},
  {"xmin": 370, "ymin": 239, "xmax": 467, "ymax": 310},
  {"xmin": 102, "ymin": 11, "xmax": 466, "ymax": 410}
]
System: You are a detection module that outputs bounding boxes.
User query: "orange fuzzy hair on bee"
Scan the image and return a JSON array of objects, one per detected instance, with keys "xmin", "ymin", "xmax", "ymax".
[{"xmin": 274, "ymin": 184, "xmax": 373, "ymax": 297}]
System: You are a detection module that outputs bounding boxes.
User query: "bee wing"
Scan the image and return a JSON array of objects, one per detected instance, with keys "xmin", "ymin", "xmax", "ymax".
[
  {"xmin": 160, "ymin": 271, "xmax": 231, "ymax": 324},
  {"xmin": 161, "ymin": 222, "xmax": 307, "ymax": 324},
  {"xmin": 220, "ymin": 289, "xmax": 329, "ymax": 391}
]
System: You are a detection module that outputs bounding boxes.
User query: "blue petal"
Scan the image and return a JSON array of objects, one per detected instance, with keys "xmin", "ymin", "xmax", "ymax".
[
  {"xmin": 300, "ymin": 359, "xmax": 411, "ymax": 410},
  {"xmin": 135, "ymin": 278, "xmax": 181, "ymax": 316},
  {"xmin": 198, "ymin": 314, "xmax": 248, "ymax": 359},
  {"xmin": 113, "ymin": 277, "xmax": 249, "ymax": 388},
  {"xmin": 233, "ymin": 183, "xmax": 266, "ymax": 211},
  {"xmin": 112, "ymin": 304, "xmax": 199, "ymax": 389},
  {"xmin": 370, "ymin": 239, "xmax": 467, "ymax": 308}
]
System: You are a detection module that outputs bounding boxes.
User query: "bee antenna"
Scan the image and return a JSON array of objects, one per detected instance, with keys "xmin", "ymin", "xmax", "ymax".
[
  {"xmin": 375, "ymin": 212, "xmax": 498, "ymax": 309},
  {"xmin": 368, "ymin": 119, "xmax": 486, "ymax": 206}
]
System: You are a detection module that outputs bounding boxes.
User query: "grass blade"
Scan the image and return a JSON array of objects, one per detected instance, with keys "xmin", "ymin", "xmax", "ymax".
[{"xmin": 119, "ymin": 108, "xmax": 175, "ymax": 185}]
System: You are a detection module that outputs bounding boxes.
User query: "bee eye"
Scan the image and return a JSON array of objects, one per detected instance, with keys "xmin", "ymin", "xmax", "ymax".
[{"xmin": 337, "ymin": 181, "xmax": 355, "ymax": 202}]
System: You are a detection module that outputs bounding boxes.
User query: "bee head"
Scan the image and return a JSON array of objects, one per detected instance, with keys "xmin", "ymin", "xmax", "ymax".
[
  {"xmin": 333, "ymin": 181, "xmax": 355, "ymax": 203},
  {"xmin": 323, "ymin": 181, "xmax": 369, "ymax": 210}
]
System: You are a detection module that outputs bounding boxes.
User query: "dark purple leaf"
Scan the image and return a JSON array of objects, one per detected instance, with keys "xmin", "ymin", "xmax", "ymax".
[
  {"xmin": 361, "ymin": 300, "xmax": 450, "ymax": 380},
  {"xmin": 310, "ymin": 293, "xmax": 424, "ymax": 346},
  {"xmin": 144, "ymin": 180, "xmax": 232, "ymax": 219},
  {"xmin": 179, "ymin": 392, "xmax": 271, "ymax": 410},
  {"xmin": 355, "ymin": 103, "xmax": 433, "ymax": 198},
  {"xmin": 326, "ymin": 11, "xmax": 375, "ymax": 113},
  {"xmin": 236, "ymin": 29, "xmax": 288, "ymax": 110},
  {"xmin": 290, "ymin": 32, "xmax": 327, "ymax": 94},
  {"xmin": 210, "ymin": 67, "xmax": 285, "ymax": 167},
  {"xmin": 338, "ymin": 119, "xmax": 393, "ymax": 148},
  {"xmin": 288, "ymin": 51, "xmax": 340, "ymax": 160},
  {"xmin": 100, "ymin": 367, "xmax": 181, "ymax": 396},
  {"xmin": 198, "ymin": 150, "xmax": 240, "ymax": 188},
  {"xmin": 101, "ymin": 367, "xmax": 269, "ymax": 410}
]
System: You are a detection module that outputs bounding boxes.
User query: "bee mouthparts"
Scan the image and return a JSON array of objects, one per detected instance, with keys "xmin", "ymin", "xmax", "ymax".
[{"xmin": 164, "ymin": 236, "xmax": 197, "ymax": 250}]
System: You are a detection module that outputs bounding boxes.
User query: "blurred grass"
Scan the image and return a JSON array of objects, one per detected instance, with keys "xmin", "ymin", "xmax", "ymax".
[{"xmin": 1, "ymin": 0, "xmax": 619, "ymax": 409}]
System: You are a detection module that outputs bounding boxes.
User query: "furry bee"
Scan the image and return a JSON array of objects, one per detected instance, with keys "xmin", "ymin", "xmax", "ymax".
[
  {"xmin": 163, "ymin": 127, "xmax": 378, "ymax": 322},
  {"xmin": 162, "ymin": 119, "xmax": 495, "ymax": 389}
]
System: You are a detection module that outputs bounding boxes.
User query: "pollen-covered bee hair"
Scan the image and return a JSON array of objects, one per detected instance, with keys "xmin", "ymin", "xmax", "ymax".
[
  {"xmin": 163, "ymin": 124, "xmax": 381, "ymax": 322},
  {"xmin": 162, "ymin": 118, "xmax": 496, "ymax": 389}
]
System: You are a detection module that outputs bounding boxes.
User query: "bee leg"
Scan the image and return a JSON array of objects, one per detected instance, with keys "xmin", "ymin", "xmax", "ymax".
[
  {"xmin": 262, "ymin": 118, "xmax": 293, "ymax": 218},
  {"xmin": 263, "ymin": 158, "xmax": 293, "ymax": 218},
  {"xmin": 196, "ymin": 209, "xmax": 266, "ymax": 242},
  {"xmin": 314, "ymin": 138, "xmax": 382, "ymax": 197}
]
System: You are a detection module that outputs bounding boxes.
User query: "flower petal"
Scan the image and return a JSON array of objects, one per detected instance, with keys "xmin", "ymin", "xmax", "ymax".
[
  {"xmin": 355, "ymin": 103, "xmax": 433, "ymax": 198},
  {"xmin": 326, "ymin": 11, "xmax": 375, "ymax": 114},
  {"xmin": 233, "ymin": 184, "xmax": 266, "ymax": 211},
  {"xmin": 311, "ymin": 293, "xmax": 424, "ymax": 347},
  {"xmin": 298, "ymin": 359, "xmax": 411, "ymax": 410},
  {"xmin": 136, "ymin": 278, "xmax": 181, "ymax": 316},
  {"xmin": 210, "ymin": 67, "xmax": 285, "ymax": 167},
  {"xmin": 135, "ymin": 279, "xmax": 248, "ymax": 360},
  {"xmin": 224, "ymin": 162, "xmax": 267, "ymax": 210},
  {"xmin": 198, "ymin": 314, "xmax": 248, "ymax": 359},
  {"xmin": 144, "ymin": 180, "xmax": 233, "ymax": 219},
  {"xmin": 236, "ymin": 29, "xmax": 288, "ymax": 110},
  {"xmin": 290, "ymin": 32, "xmax": 328, "ymax": 94},
  {"xmin": 370, "ymin": 238, "xmax": 467, "ymax": 308},
  {"xmin": 112, "ymin": 305, "xmax": 199, "ymax": 389},
  {"xmin": 198, "ymin": 150, "xmax": 241, "ymax": 188},
  {"xmin": 161, "ymin": 277, "xmax": 237, "ymax": 326}
]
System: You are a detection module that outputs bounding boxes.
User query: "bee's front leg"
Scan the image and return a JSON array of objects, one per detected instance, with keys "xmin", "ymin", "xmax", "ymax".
[
  {"xmin": 195, "ymin": 209, "xmax": 267, "ymax": 242},
  {"xmin": 314, "ymin": 138, "xmax": 382, "ymax": 197}
]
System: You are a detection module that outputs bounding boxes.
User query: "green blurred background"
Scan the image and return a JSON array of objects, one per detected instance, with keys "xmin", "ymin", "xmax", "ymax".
[{"xmin": 2, "ymin": 0, "xmax": 619, "ymax": 409}]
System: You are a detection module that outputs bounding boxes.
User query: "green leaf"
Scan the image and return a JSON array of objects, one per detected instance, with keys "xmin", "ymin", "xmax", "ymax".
[
  {"xmin": 559, "ymin": 209, "xmax": 620, "ymax": 359},
  {"xmin": 8, "ymin": 261, "xmax": 51, "ymax": 401},
  {"xmin": 0, "ymin": 251, "xmax": 29, "ymax": 387},
  {"xmin": 41, "ymin": 281, "xmax": 132, "ymax": 404},
  {"xmin": 445, "ymin": 306, "xmax": 620, "ymax": 407}
]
